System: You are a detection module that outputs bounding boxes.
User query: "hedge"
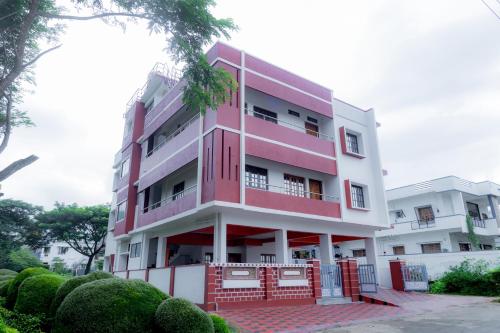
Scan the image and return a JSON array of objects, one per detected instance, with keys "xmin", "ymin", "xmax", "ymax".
[
  {"xmin": 210, "ymin": 314, "xmax": 231, "ymax": 333},
  {"xmin": 0, "ymin": 307, "xmax": 42, "ymax": 333},
  {"xmin": 0, "ymin": 281, "xmax": 11, "ymax": 298},
  {"xmin": 53, "ymin": 278, "xmax": 167, "ymax": 333},
  {"xmin": 5, "ymin": 268, "xmax": 53, "ymax": 309},
  {"xmin": 0, "ymin": 316, "xmax": 18, "ymax": 333},
  {"xmin": 0, "ymin": 271, "xmax": 16, "ymax": 277},
  {"xmin": 14, "ymin": 274, "xmax": 67, "ymax": 318},
  {"xmin": 155, "ymin": 298, "xmax": 214, "ymax": 333},
  {"xmin": 50, "ymin": 271, "xmax": 114, "ymax": 316}
]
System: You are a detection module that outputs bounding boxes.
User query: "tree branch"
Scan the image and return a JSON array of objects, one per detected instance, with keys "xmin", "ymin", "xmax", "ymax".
[
  {"xmin": 0, "ymin": 154, "xmax": 38, "ymax": 182},
  {"xmin": 21, "ymin": 44, "xmax": 62, "ymax": 70},
  {"xmin": 0, "ymin": 94, "xmax": 13, "ymax": 154},
  {"xmin": 41, "ymin": 12, "xmax": 150, "ymax": 21}
]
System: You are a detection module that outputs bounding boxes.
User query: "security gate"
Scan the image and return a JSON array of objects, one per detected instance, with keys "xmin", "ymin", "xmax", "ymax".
[
  {"xmin": 401, "ymin": 265, "xmax": 429, "ymax": 291},
  {"xmin": 358, "ymin": 264, "xmax": 377, "ymax": 293},
  {"xmin": 320, "ymin": 264, "xmax": 343, "ymax": 297}
]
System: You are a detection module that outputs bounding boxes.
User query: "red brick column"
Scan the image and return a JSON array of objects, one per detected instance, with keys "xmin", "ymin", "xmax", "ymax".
[
  {"xmin": 337, "ymin": 260, "xmax": 351, "ymax": 297},
  {"xmin": 307, "ymin": 260, "xmax": 322, "ymax": 300},
  {"xmin": 205, "ymin": 264, "xmax": 217, "ymax": 311},
  {"xmin": 347, "ymin": 259, "xmax": 360, "ymax": 302},
  {"xmin": 389, "ymin": 260, "xmax": 406, "ymax": 291},
  {"xmin": 265, "ymin": 266, "xmax": 274, "ymax": 301}
]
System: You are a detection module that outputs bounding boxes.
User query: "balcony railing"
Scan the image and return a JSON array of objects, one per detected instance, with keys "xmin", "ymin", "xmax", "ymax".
[
  {"xmin": 245, "ymin": 183, "xmax": 340, "ymax": 202},
  {"xmin": 472, "ymin": 217, "xmax": 486, "ymax": 228},
  {"xmin": 143, "ymin": 185, "xmax": 197, "ymax": 213},
  {"xmin": 410, "ymin": 219, "xmax": 436, "ymax": 230},
  {"xmin": 146, "ymin": 114, "xmax": 200, "ymax": 158},
  {"xmin": 245, "ymin": 108, "xmax": 333, "ymax": 141}
]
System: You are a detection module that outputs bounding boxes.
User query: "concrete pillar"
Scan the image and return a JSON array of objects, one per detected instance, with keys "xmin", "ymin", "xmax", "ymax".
[
  {"xmin": 275, "ymin": 229, "xmax": 288, "ymax": 264},
  {"xmin": 213, "ymin": 214, "xmax": 227, "ymax": 263},
  {"xmin": 156, "ymin": 236, "xmax": 167, "ymax": 268},
  {"xmin": 364, "ymin": 237, "xmax": 379, "ymax": 284},
  {"xmin": 319, "ymin": 234, "xmax": 334, "ymax": 264},
  {"xmin": 140, "ymin": 233, "xmax": 150, "ymax": 269}
]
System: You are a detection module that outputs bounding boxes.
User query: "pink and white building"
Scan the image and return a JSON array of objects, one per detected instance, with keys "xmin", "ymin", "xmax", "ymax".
[{"xmin": 103, "ymin": 42, "xmax": 389, "ymax": 309}]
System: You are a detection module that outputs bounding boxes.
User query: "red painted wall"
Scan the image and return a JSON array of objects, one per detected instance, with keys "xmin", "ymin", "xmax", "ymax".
[{"xmin": 138, "ymin": 190, "xmax": 196, "ymax": 227}]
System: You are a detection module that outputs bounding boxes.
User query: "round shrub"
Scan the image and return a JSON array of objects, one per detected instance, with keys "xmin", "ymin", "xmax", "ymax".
[
  {"xmin": 210, "ymin": 314, "xmax": 230, "ymax": 333},
  {"xmin": 155, "ymin": 298, "xmax": 214, "ymax": 333},
  {"xmin": 0, "ymin": 270, "xmax": 17, "ymax": 277},
  {"xmin": 5, "ymin": 267, "xmax": 53, "ymax": 309},
  {"xmin": 14, "ymin": 274, "xmax": 66, "ymax": 317},
  {"xmin": 0, "ymin": 280, "xmax": 12, "ymax": 297},
  {"xmin": 53, "ymin": 278, "xmax": 167, "ymax": 333},
  {"xmin": 50, "ymin": 271, "xmax": 114, "ymax": 316}
]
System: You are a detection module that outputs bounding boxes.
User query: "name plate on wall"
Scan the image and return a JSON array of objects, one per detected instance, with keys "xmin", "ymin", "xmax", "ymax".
[
  {"xmin": 279, "ymin": 267, "xmax": 306, "ymax": 280},
  {"xmin": 222, "ymin": 267, "xmax": 260, "ymax": 289}
]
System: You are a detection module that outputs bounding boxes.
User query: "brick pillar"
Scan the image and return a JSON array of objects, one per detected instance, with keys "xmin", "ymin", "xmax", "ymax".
[
  {"xmin": 347, "ymin": 259, "xmax": 360, "ymax": 302},
  {"xmin": 307, "ymin": 260, "xmax": 322, "ymax": 300},
  {"xmin": 337, "ymin": 260, "xmax": 351, "ymax": 297},
  {"xmin": 265, "ymin": 266, "xmax": 274, "ymax": 301},
  {"xmin": 205, "ymin": 265, "xmax": 217, "ymax": 311},
  {"xmin": 389, "ymin": 260, "xmax": 406, "ymax": 291}
]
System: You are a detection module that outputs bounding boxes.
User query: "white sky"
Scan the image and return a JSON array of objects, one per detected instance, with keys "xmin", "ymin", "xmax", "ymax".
[{"xmin": 1, "ymin": 0, "xmax": 499, "ymax": 209}]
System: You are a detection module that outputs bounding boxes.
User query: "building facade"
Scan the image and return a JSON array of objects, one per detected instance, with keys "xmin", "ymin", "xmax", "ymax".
[
  {"xmin": 35, "ymin": 241, "xmax": 89, "ymax": 273},
  {"xmin": 103, "ymin": 42, "xmax": 389, "ymax": 307}
]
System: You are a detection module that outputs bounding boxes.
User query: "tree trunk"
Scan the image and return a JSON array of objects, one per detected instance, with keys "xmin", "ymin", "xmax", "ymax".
[
  {"xmin": 0, "ymin": 155, "xmax": 38, "ymax": 182},
  {"xmin": 84, "ymin": 254, "xmax": 95, "ymax": 274}
]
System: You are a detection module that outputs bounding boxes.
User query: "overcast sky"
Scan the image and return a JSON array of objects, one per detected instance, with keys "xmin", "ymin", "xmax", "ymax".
[{"xmin": 1, "ymin": 0, "xmax": 499, "ymax": 209}]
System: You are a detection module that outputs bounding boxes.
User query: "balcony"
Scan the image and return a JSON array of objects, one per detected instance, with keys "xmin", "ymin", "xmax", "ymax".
[
  {"xmin": 245, "ymin": 108, "xmax": 335, "ymax": 157},
  {"xmin": 411, "ymin": 219, "xmax": 436, "ymax": 230},
  {"xmin": 245, "ymin": 184, "xmax": 341, "ymax": 218},
  {"xmin": 138, "ymin": 185, "xmax": 197, "ymax": 228}
]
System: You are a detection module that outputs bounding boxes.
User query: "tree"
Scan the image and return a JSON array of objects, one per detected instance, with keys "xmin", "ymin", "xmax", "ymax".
[
  {"xmin": 6, "ymin": 247, "xmax": 43, "ymax": 271},
  {"xmin": 0, "ymin": 199, "xmax": 45, "ymax": 268},
  {"xmin": 0, "ymin": 0, "xmax": 237, "ymax": 181},
  {"xmin": 38, "ymin": 203, "xmax": 109, "ymax": 274}
]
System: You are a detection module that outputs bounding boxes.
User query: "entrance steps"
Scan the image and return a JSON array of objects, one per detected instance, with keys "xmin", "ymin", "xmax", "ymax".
[{"xmin": 317, "ymin": 297, "xmax": 353, "ymax": 305}]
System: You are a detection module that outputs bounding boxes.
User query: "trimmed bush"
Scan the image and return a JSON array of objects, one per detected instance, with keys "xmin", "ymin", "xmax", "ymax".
[
  {"xmin": 53, "ymin": 278, "xmax": 167, "ymax": 333},
  {"xmin": 0, "ymin": 271, "xmax": 16, "ymax": 277},
  {"xmin": 0, "ymin": 316, "xmax": 19, "ymax": 333},
  {"xmin": 210, "ymin": 314, "xmax": 231, "ymax": 333},
  {"xmin": 429, "ymin": 280, "xmax": 446, "ymax": 294},
  {"xmin": 0, "ymin": 281, "xmax": 12, "ymax": 297},
  {"xmin": 155, "ymin": 298, "xmax": 214, "ymax": 333},
  {"xmin": 14, "ymin": 274, "xmax": 66, "ymax": 317},
  {"xmin": 5, "ymin": 267, "xmax": 53, "ymax": 309},
  {"xmin": 50, "ymin": 271, "xmax": 114, "ymax": 316},
  {"xmin": 0, "ymin": 307, "xmax": 42, "ymax": 333}
]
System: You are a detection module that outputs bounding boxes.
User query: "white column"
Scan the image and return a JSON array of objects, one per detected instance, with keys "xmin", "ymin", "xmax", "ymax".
[
  {"xmin": 140, "ymin": 233, "xmax": 150, "ymax": 269},
  {"xmin": 319, "ymin": 234, "xmax": 334, "ymax": 264},
  {"xmin": 156, "ymin": 236, "xmax": 167, "ymax": 268},
  {"xmin": 364, "ymin": 237, "xmax": 379, "ymax": 283},
  {"xmin": 213, "ymin": 214, "xmax": 227, "ymax": 263},
  {"xmin": 275, "ymin": 229, "xmax": 288, "ymax": 264}
]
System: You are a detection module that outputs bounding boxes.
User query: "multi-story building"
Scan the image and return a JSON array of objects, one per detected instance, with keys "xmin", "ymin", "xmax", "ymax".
[
  {"xmin": 35, "ymin": 241, "xmax": 89, "ymax": 273},
  {"xmin": 103, "ymin": 42, "xmax": 389, "ymax": 308}
]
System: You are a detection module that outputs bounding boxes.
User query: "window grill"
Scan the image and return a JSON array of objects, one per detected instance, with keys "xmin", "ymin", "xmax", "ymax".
[
  {"xmin": 245, "ymin": 165, "xmax": 268, "ymax": 190},
  {"xmin": 351, "ymin": 185, "xmax": 365, "ymax": 208},
  {"xmin": 284, "ymin": 174, "xmax": 305, "ymax": 197},
  {"xmin": 346, "ymin": 133, "xmax": 359, "ymax": 154}
]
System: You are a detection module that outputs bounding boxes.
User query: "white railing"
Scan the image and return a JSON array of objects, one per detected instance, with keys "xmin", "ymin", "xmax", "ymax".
[
  {"xmin": 146, "ymin": 113, "xmax": 199, "ymax": 158},
  {"xmin": 143, "ymin": 185, "xmax": 197, "ymax": 213},
  {"xmin": 246, "ymin": 183, "xmax": 340, "ymax": 202},
  {"xmin": 245, "ymin": 108, "xmax": 334, "ymax": 141}
]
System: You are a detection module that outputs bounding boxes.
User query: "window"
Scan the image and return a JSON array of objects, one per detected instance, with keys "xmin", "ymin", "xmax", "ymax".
[
  {"xmin": 245, "ymin": 165, "xmax": 268, "ymax": 190},
  {"xmin": 352, "ymin": 249, "xmax": 366, "ymax": 257},
  {"xmin": 172, "ymin": 181, "xmax": 185, "ymax": 201},
  {"xmin": 305, "ymin": 122, "xmax": 319, "ymax": 137},
  {"xmin": 288, "ymin": 110, "xmax": 300, "ymax": 117},
  {"xmin": 416, "ymin": 206, "xmax": 435, "ymax": 223},
  {"xmin": 57, "ymin": 246, "xmax": 69, "ymax": 255},
  {"xmin": 466, "ymin": 202, "xmax": 481, "ymax": 220},
  {"xmin": 253, "ymin": 106, "xmax": 277, "ymax": 124},
  {"xmin": 130, "ymin": 243, "xmax": 142, "ymax": 258},
  {"xmin": 421, "ymin": 243, "xmax": 441, "ymax": 254},
  {"xmin": 393, "ymin": 246, "xmax": 405, "ymax": 255},
  {"xmin": 120, "ymin": 158, "xmax": 130, "ymax": 178},
  {"xmin": 116, "ymin": 201, "xmax": 127, "ymax": 222},
  {"xmin": 480, "ymin": 244, "xmax": 493, "ymax": 251},
  {"xmin": 260, "ymin": 254, "xmax": 276, "ymax": 264},
  {"xmin": 459, "ymin": 243, "xmax": 472, "ymax": 252},
  {"xmin": 43, "ymin": 247, "xmax": 50, "ymax": 256},
  {"xmin": 308, "ymin": 179, "xmax": 323, "ymax": 200},
  {"xmin": 204, "ymin": 252, "xmax": 213, "ymax": 263},
  {"xmin": 351, "ymin": 185, "xmax": 365, "ymax": 208},
  {"xmin": 395, "ymin": 210, "xmax": 406, "ymax": 219},
  {"xmin": 284, "ymin": 174, "xmax": 305, "ymax": 197},
  {"xmin": 346, "ymin": 133, "xmax": 359, "ymax": 154},
  {"xmin": 307, "ymin": 116, "xmax": 318, "ymax": 124}
]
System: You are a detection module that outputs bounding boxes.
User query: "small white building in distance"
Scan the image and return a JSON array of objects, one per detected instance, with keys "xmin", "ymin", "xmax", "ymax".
[{"xmin": 35, "ymin": 241, "xmax": 89, "ymax": 273}]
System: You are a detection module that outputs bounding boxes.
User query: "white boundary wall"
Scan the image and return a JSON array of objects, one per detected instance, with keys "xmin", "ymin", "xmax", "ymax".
[
  {"xmin": 173, "ymin": 265, "xmax": 206, "ymax": 304},
  {"xmin": 148, "ymin": 267, "xmax": 172, "ymax": 295},
  {"xmin": 128, "ymin": 269, "xmax": 147, "ymax": 281},
  {"xmin": 378, "ymin": 250, "xmax": 500, "ymax": 287}
]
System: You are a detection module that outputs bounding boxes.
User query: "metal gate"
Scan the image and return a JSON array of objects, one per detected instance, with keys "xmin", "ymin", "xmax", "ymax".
[
  {"xmin": 358, "ymin": 264, "xmax": 377, "ymax": 293},
  {"xmin": 320, "ymin": 264, "xmax": 343, "ymax": 297},
  {"xmin": 401, "ymin": 265, "xmax": 429, "ymax": 291}
]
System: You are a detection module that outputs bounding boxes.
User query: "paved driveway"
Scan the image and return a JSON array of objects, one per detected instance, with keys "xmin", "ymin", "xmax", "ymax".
[{"xmin": 321, "ymin": 301, "xmax": 500, "ymax": 333}]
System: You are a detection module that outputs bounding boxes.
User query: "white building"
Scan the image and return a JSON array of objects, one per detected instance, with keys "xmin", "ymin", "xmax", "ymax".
[{"xmin": 35, "ymin": 241, "xmax": 90, "ymax": 273}]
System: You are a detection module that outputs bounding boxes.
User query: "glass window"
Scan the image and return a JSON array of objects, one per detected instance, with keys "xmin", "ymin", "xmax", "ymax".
[
  {"xmin": 245, "ymin": 165, "xmax": 268, "ymax": 190},
  {"xmin": 352, "ymin": 249, "xmax": 366, "ymax": 257},
  {"xmin": 284, "ymin": 174, "xmax": 305, "ymax": 197},
  {"xmin": 43, "ymin": 247, "xmax": 51, "ymax": 256},
  {"xmin": 481, "ymin": 244, "xmax": 493, "ymax": 250},
  {"xmin": 120, "ymin": 158, "xmax": 130, "ymax": 178},
  {"xmin": 346, "ymin": 133, "xmax": 359, "ymax": 154},
  {"xmin": 116, "ymin": 201, "xmax": 127, "ymax": 222},
  {"xmin": 351, "ymin": 185, "xmax": 365, "ymax": 208},
  {"xmin": 172, "ymin": 181, "xmax": 185, "ymax": 201},
  {"xmin": 416, "ymin": 206, "xmax": 435, "ymax": 223},
  {"xmin": 253, "ymin": 106, "xmax": 277, "ymax": 124},
  {"xmin": 57, "ymin": 246, "xmax": 69, "ymax": 255},
  {"xmin": 393, "ymin": 246, "xmax": 405, "ymax": 255},
  {"xmin": 459, "ymin": 243, "xmax": 471, "ymax": 252},
  {"xmin": 395, "ymin": 210, "xmax": 405, "ymax": 219},
  {"xmin": 130, "ymin": 243, "xmax": 142, "ymax": 258},
  {"xmin": 288, "ymin": 110, "xmax": 300, "ymax": 117},
  {"xmin": 421, "ymin": 243, "xmax": 441, "ymax": 254}
]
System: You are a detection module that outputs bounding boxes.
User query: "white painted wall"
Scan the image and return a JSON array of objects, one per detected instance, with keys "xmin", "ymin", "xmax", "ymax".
[
  {"xmin": 36, "ymin": 241, "xmax": 89, "ymax": 269},
  {"xmin": 148, "ymin": 267, "xmax": 171, "ymax": 295},
  {"xmin": 173, "ymin": 265, "xmax": 206, "ymax": 304}
]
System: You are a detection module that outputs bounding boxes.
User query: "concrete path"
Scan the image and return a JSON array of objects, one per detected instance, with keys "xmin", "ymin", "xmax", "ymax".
[{"xmin": 320, "ymin": 301, "xmax": 500, "ymax": 333}]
